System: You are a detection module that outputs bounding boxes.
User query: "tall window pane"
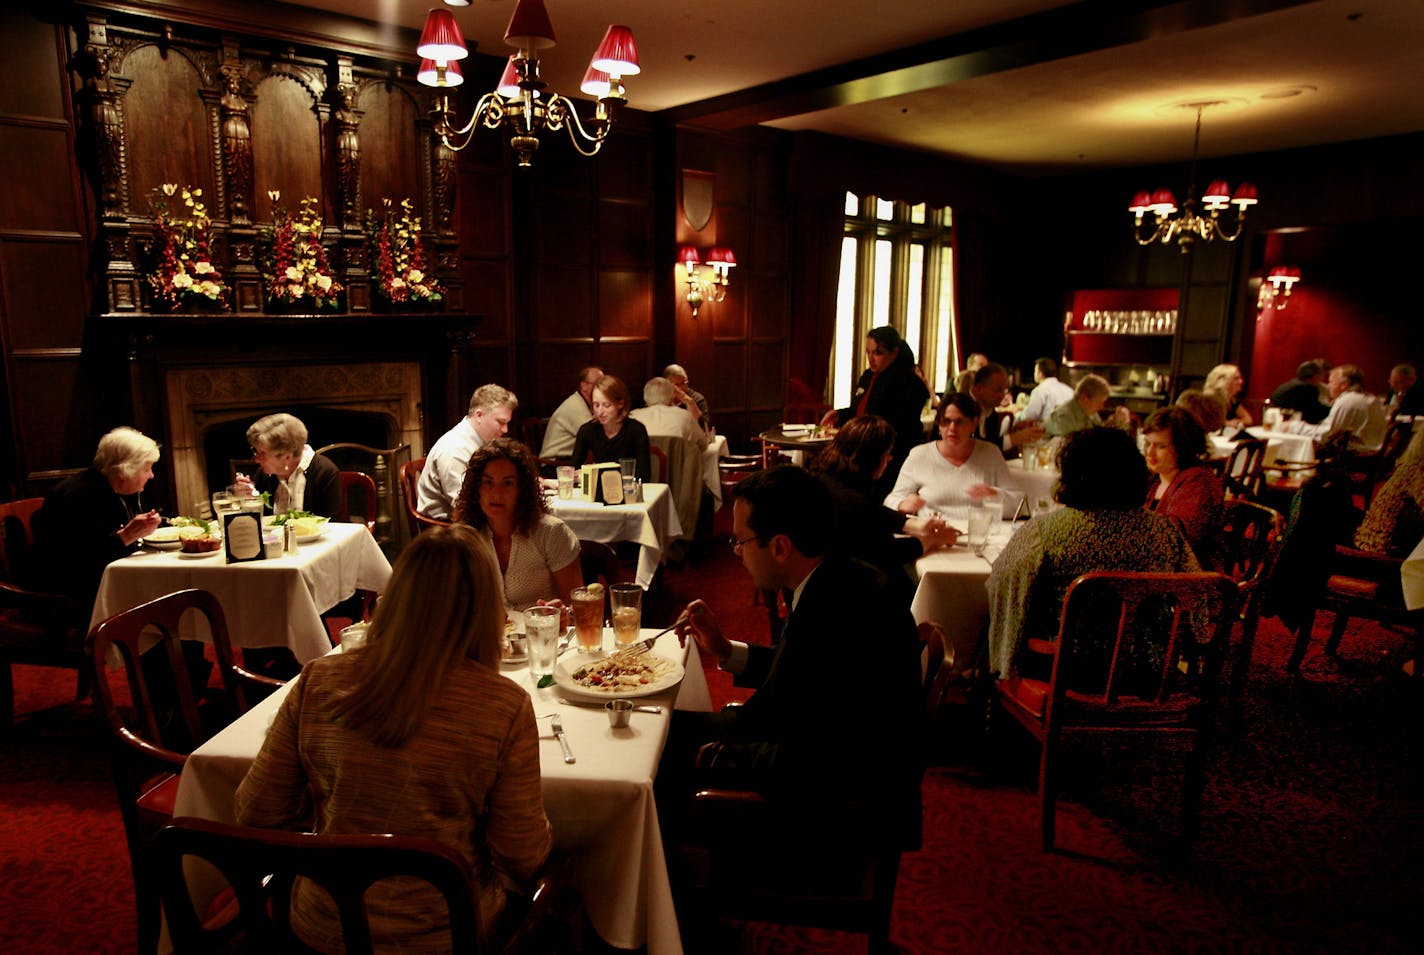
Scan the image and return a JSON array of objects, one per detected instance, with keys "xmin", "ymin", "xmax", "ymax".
[
  {"xmin": 844, "ymin": 191, "xmax": 859, "ymax": 217},
  {"xmin": 904, "ymin": 244, "xmax": 925, "ymax": 362},
  {"xmin": 911, "ymin": 203, "xmax": 926, "ymax": 224},
  {"xmin": 872, "ymin": 239, "xmax": 892, "ymax": 328},
  {"xmin": 936, "ymin": 250, "xmax": 956, "ymax": 392},
  {"xmin": 832, "ymin": 236, "xmax": 859, "ymax": 408},
  {"xmin": 875, "ymin": 198, "xmax": 894, "ymax": 221}
]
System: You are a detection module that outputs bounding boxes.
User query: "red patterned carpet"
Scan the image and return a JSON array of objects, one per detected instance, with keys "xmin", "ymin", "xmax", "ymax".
[{"xmin": 1, "ymin": 543, "xmax": 1419, "ymax": 953}]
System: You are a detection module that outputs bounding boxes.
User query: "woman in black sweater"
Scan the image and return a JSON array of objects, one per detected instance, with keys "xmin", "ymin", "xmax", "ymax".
[
  {"xmin": 571, "ymin": 374, "xmax": 651, "ymax": 481},
  {"xmin": 820, "ymin": 325, "xmax": 929, "ymax": 490}
]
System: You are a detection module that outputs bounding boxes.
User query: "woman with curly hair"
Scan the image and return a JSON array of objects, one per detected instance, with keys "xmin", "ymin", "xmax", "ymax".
[
  {"xmin": 454, "ymin": 438, "xmax": 583, "ymax": 611},
  {"xmin": 810, "ymin": 416, "xmax": 958, "ymax": 602}
]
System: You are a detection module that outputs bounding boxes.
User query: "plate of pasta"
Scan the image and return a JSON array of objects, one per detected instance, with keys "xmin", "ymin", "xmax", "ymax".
[{"xmin": 554, "ymin": 650, "xmax": 685, "ymax": 700}]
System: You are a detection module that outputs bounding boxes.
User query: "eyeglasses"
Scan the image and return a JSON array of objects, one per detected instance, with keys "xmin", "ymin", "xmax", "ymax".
[{"xmin": 729, "ymin": 533, "xmax": 765, "ymax": 550}]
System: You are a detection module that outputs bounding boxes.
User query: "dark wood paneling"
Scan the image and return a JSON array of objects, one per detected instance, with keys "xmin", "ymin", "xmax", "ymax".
[
  {"xmin": 11, "ymin": 356, "xmax": 89, "ymax": 475},
  {"xmin": 599, "ymin": 270, "xmax": 653, "ymax": 340},
  {"xmin": 1, "ymin": 239, "xmax": 87, "ymax": 349},
  {"xmin": 0, "ymin": 125, "xmax": 80, "ymax": 233},
  {"xmin": 122, "ymin": 45, "xmax": 216, "ymax": 213},
  {"xmin": 598, "ymin": 200, "xmax": 652, "ymax": 269},
  {"xmin": 357, "ymin": 83, "xmax": 423, "ymax": 215},
  {"xmin": 597, "ymin": 126, "xmax": 653, "ymax": 203},
  {"xmin": 596, "ymin": 342, "xmax": 651, "ymax": 389},
  {"xmin": 532, "ymin": 265, "xmax": 593, "ymax": 340},
  {"xmin": 751, "ymin": 210, "xmax": 789, "ymax": 272},
  {"xmin": 459, "ymin": 168, "xmax": 510, "ymax": 256},
  {"xmin": 250, "ymin": 74, "xmax": 324, "ymax": 211},
  {"xmin": 747, "ymin": 275, "xmax": 788, "ymax": 341},
  {"xmin": 748, "ymin": 342, "xmax": 786, "ymax": 409},
  {"xmin": 0, "ymin": 10, "xmax": 63, "ymax": 119},
  {"xmin": 710, "ymin": 287, "xmax": 746, "ymax": 339},
  {"xmin": 461, "ymin": 258, "xmax": 510, "ymax": 339},
  {"xmin": 534, "ymin": 193, "xmax": 593, "ymax": 266}
]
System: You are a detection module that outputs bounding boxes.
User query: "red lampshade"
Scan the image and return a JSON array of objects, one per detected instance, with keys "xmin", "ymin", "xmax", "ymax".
[
  {"xmin": 1128, "ymin": 191, "xmax": 1153, "ymax": 214},
  {"xmin": 1231, "ymin": 182, "xmax": 1259, "ymax": 206},
  {"xmin": 678, "ymin": 246, "xmax": 701, "ymax": 269},
  {"xmin": 1149, "ymin": 189, "xmax": 1178, "ymax": 214},
  {"xmin": 706, "ymin": 247, "xmax": 736, "ymax": 268},
  {"xmin": 579, "ymin": 64, "xmax": 612, "ymax": 99},
  {"xmin": 417, "ymin": 8, "xmax": 468, "ymax": 62},
  {"xmin": 1201, "ymin": 179, "xmax": 1231, "ymax": 210},
  {"xmin": 497, "ymin": 57, "xmax": 523, "ymax": 99},
  {"xmin": 417, "ymin": 57, "xmax": 463, "ymax": 88},
  {"xmin": 504, "ymin": 0, "xmax": 556, "ymax": 51},
  {"xmin": 591, "ymin": 25, "xmax": 640, "ymax": 76}
]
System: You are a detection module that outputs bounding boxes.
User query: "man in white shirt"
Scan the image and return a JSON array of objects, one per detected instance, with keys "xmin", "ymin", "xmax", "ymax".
[
  {"xmin": 540, "ymin": 366, "xmax": 602, "ymax": 459},
  {"xmin": 1018, "ymin": 357, "xmax": 1075, "ymax": 423},
  {"xmin": 417, "ymin": 383, "xmax": 517, "ymax": 520},
  {"xmin": 1291, "ymin": 363, "xmax": 1387, "ymax": 451},
  {"xmin": 630, "ymin": 377, "xmax": 708, "ymax": 450}
]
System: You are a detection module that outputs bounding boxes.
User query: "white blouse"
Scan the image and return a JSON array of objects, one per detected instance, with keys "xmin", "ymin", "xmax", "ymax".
[
  {"xmin": 883, "ymin": 439, "xmax": 1009, "ymax": 516},
  {"xmin": 487, "ymin": 514, "xmax": 581, "ymax": 611}
]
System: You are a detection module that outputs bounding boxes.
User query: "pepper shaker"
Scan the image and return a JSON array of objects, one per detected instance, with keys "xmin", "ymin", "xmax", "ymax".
[{"xmin": 284, "ymin": 522, "xmax": 299, "ymax": 555}]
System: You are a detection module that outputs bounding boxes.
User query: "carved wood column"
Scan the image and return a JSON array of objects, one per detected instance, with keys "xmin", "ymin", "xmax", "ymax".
[
  {"xmin": 332, "ymin": 56, "xmax": 369, "ymax": 312},
  {"xmin": 220, "ymin": 40, "xmax": 262, "ymax": 312},
  {"xmin": 78, "ymin": 14, "xmax": 138, "ymax": 313}
]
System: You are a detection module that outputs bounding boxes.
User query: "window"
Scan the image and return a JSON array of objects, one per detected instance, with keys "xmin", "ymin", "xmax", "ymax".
[{"xmin": 830, "ymin": 192, "xmax": 957, "ymax": 408}]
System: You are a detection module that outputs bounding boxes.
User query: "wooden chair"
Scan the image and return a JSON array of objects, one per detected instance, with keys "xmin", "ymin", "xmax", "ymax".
[
  {"xmin": 1220, "ymin": 437, "xmax": 1268, "ymax": 499},
  {"xmin": 315, "ymin": 442, "xmax": 412, "ymax": 546},
  {"xmin": 578, "ymin": 539, "xmax": 622, "ymax": 588},
  {"xmin": 156, "ymin": 816, "xmax": 556, "ymax": 955},
  {"xmin": 88, "ymin": 589, "xmax": 283, "ymax": 955},
  {"xmin": 918, "ymin": 620, "xmax": 957, "ymax": 726},
  {"xmin": 0, "ymin": 497, "xmax": 88, "ymax": 730},
  {"xmin": 649, "ymin": 444, "xmax": 668, "ymax": 483},
  {"xmin": 336, "ymin": 470, "xmax": 378, "ymax": 531},
  {"xmin": 996, "ymin": 571, "xmax": 1239, "ymax": 851},
  {"xmin": 1219, "ymin": 500, "xmax": 1285, "ymax": 730},
  {"xmin": 1287, "ymin": 545, "xmax": 1422, "ymax": 677},
  {"xmin": 398, "ymin": 457, "xmax": 450, "ymax": 537},
  {"xmin": 521, "ymin": 416, "xmax": 549, "ymax": 454}
]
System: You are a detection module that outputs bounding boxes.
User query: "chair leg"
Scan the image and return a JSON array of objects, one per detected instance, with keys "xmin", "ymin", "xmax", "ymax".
[
  {"xmin": 1230, "ymin": 615, "xmax": 1260, "ymax": 734},
  {"xmin": 1324, "ymin": 610, "xmax": 1350, "ymax": 658},
  {"xmin": 1038, "ymin": 730, "xmax": 1060, "ymax": 852},
  {"xmin": 1286, "ymin": 609, "xmax": 1317, "ymax": 674}
]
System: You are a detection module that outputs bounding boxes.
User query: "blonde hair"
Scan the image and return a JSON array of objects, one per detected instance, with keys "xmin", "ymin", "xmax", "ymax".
[
  {"xmin": 330, "ymin": 525, "xmax": 504, "ymax": 747},
  {"xmin": 94, "ymin": 427, "xmax": 160, "ymax": 479},
  {"xmin": 246, "ymin": 413, "xmax": 307, "ymax": 457}
]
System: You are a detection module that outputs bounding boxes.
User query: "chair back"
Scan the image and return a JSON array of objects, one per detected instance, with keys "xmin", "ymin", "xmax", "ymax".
[
  {"xmin": 579, "ymin": 539, "xmax": 621, "ymax": 588},
  {"xmin": 337, "ymin": 470, "xmax": 378, "ymax": 531},
  {"xmin": 917, "ymin": 620, "xmax": 955, "ymax": 724},
  {"xmin": 1221, "ymin": 438, "xmax": 1268, "ymax": 499},
  {"xmin": 0, "ymin": 497, "xmax": 44, "ymax": 589},
  {"xmin": 398, "ymin": 457, "xmax": 449, "ymax": 536},
  {"xmin": 521, "ymin": 416, "xmax": 549, "ymax": 453},
  {"xmin": 649, "ymin": 444, "xmax": 668, "ymax": 483},
  {"xmin": 156, "ymin": 817, "xmax": 485, "ymax": 955},
  {"xmin": 1221, "ymin": 499, "xmax": 1285, "ymax": 603},
  {"xmin": 1048, "ymin": 571, "xmax": 1238, "ymax": 714}
]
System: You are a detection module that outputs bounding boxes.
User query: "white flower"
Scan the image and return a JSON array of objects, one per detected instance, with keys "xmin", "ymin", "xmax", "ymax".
[
  {"xmin": 194, "ymin": 261, "xmax": 215, "ymax": 275},
  {"xmin": 407, "ymin": 269, "xmax": 424, "ymax": 284},
  {"xmin": 285, "ymin": 266, "xmax": 302, "ymax": 281},
  {"xmin": 390, "ymin": 278, "xmax": 406, "ymax": 289},
  {"xmin": 172, "ymin": 273, "xmax": 193, "ymax": 289},
  {"xmin": 316, "ymin": 274, "xmax": 332, "ymax": 291}
]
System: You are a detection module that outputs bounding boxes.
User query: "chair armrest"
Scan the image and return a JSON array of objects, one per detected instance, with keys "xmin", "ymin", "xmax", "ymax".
[{"xmin": 1331, "ymin": 545, "xmax": 1404, "ymax": 581}]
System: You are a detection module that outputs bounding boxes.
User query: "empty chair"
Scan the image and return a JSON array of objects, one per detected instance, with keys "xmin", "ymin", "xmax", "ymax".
[
  {"xmin": 399, "ymin": 457, "xmax": 450, "ymax": 537},
  {"xmin": 1219, "ymin": 499, "xmax": 1285, "ymax": 729},
  {"xmin": 996, "ymin": 571, "xmax": 1238, "ymax": 851},
  {"xmin": 1221, "ymin": 438, "xmax": 1269, "ymax": 500},
  {"xmin": 157, "ymin": 816, "xmax": 555, "ymax": 955},
  {"xmin": 0, "ymin": 497, "xmax": 87, "ymax": 729},
  {"xmin": 337, "ymin": 470, "xmax": 378, "ymax": 531},
  {"xmin": 88, "ymin": 589, "xmax": 281, "ymax": 955},
  {"xmin": 578, "ymin": 539, "xmax": 622, "ymax": 589}
]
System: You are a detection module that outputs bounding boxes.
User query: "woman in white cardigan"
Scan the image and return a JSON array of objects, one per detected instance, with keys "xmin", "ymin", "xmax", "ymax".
[{"xmin": 885, "ymin": 391, "xmax": 1008, "ymax": 516}]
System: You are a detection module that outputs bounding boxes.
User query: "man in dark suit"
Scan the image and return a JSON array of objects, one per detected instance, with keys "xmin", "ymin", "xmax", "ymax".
[
  {"xmin": 660, "ymin": 466, "xmax": 922, "ymax": 850},
  {"xmin": 969, "ymin": 362, "xmax": 1043, "ymax": 460}
]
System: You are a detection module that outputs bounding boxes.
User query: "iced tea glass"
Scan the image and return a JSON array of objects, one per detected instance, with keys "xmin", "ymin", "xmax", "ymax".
[
  {"xmin": 570, "ymin": 586, "xmax": 605, "ymax": 653},
  {"xmin": 610, "ymin": 583, "xmax": 643, "ymax": 647}
]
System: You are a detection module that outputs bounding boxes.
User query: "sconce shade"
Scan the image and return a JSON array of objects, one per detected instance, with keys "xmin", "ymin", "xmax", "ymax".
[
  {"xmin": 707, "ymin": 247, "xmax": 736, "ymax": 268},
  {"xmin": 418, "ymin": 57, "xmax": 463, "ymax": 88},
  {"xmin": 678, "ymin": 246, "xmax": 701, "ymax": 269},
  {"xmin": 417, "ymin": 8, "xmax": 468, "ymax": 61},
  {"xmin": 1231, "ymin": 183, "xmax": 1258, "ymax": 206},
  {"xmin": 505, "ymin": 0, "xmax": 557, "ymax": 50},
  {"xmin": 592, "ymin": 25, "xmax": 641, "ymax": 75},
  {"xmin": 497, "ymin": 57, "xmax": 522, "ymax": 99},
  {"xmin": 579, "ymin": 65, "xmax": 612, "ymax": 99}
]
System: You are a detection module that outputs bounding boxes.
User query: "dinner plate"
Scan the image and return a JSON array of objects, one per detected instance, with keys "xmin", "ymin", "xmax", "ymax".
[
  {"xmin": 141, "ymin": 527, "xmax": 182, "ymax": 549},
  {"xmin": 553, "ymin": 651, "xmax": 685, "ymax": 701},
  {"xmin": 294, "ymin": 530, "xmax": 324, "ymax": 544},
  {"xmin": 177, "ymin": 549, "xmax": 223, "ymax": 560}
]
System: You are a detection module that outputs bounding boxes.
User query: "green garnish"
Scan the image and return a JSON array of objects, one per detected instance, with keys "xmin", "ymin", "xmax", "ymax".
[
  {"xmin": 273, "ymin": 509, "xmax": 318, "ymax": 525},
  {"xmin": 170, "ymin": 515, "xmax": 212, "ymax": 535},
  {"xmin": 537, "ymin": 674, "xmax": 554, "ymax": 689}
]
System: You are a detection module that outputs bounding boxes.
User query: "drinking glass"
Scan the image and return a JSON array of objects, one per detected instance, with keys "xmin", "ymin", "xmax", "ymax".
[
  {"xmin": 570, "ymin": 587, "xmax": 605, "ymax": 653},
  {"xmin": 609, "ymin": 583, "xmax": 643, "ymax": 647},
  {"xmin": 211, "ymin": 491, "xmax": 234, "ymax": 515},
  {"xmin": 1022, "ymin": 442, "xmax": 1041, "ymax": 471},
  {"xmin": 525, "ymin": 605, "xmax": 561, "ymax": 679},
  {"xmin": 621, "ymin": 474, "xmax": 639, "ymax": 503},
  {"xmin": 556, "ymin": 465, "xmax": 576, "ymax": 500},
  {"xmin": 619, "ymin": 457, "xmax": 637, "ymax": 480},
  {"xmin": 967, "ymin": 500, "xmax": 996, "ymax": 556},
  {"xmin": 1036, "ymin": 440, "xmax": 1054, "ymax": 470}
]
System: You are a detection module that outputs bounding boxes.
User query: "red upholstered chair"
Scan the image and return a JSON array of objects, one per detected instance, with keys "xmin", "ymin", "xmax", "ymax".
[
  {"xmin": 337, "ymin": 470, "xmax": 378, "ymax": 531},
  {"xmin": 996, "ymin": 571, "xmax": 1238, "ymax": 852},
  {"xmin": 1287, "ymin": 546, "xmax": 1424, "ymax": 677},
  {"xmin": 399, "ymin": 457, "xmax": 450, "ymax": 537},
  {"xmin": 88, "ymin": 589, "xmax": 282, "ymax": 955},
  {"xmin": 0, "ymin": 497, "xmax": 88, "ymax": 729},
  {"xmin": 156, "ymin": 816, "xmax": 557, "ymax": 955}
]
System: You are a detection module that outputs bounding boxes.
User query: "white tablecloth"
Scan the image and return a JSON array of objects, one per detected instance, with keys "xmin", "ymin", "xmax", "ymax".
[
  {"xmin": 172, "ymin": 630, "xmax": 711, "ymax": 954},
  {"xmin": 1002, "ymin": 457, "xmax": 1058, "ymax": 506},
  {"xmin": 1400, "ymin": 536, "xmax": 1424, "ymax": 611},
  {"xmin": 90, "ymin": 523, "xmax": 392, "ymax": 663},
  {"xmin": 549, "ymin": 483, "xmax": 683, "ymax": 588},
  {"xmin": 1245, "ymin": 426, "xmax": 1315, "ymax": 466},
  {"xmin": 910, "ymin": 521, "xmax": 1019, "ymax": 677}
]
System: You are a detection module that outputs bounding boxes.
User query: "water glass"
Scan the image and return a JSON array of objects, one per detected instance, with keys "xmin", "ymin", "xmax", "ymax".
[
  {"xmin": 1023, "ymin": 442, "xmax": 1041, "ymax": 471},
  {"xmin": 619, "ymin": 457, "xmax": 637, "ymax": 480},
  {"xmin": 967, "ymin": 500, "xmax": 996, "ymax": 556},
  {"xmin": 556, "ymin": 465, "xmax": 576, "ymax": 500},
  {"xmin": 525, "ymin": 605, "xmax": 561, "ymax": 679},
  {"xmin": 609, "ymin": 583, "xmax": 643, "ymax": 647},
  {"xmin": 621, "ymin": 474, "xmax": 639, "ymax": 503}
]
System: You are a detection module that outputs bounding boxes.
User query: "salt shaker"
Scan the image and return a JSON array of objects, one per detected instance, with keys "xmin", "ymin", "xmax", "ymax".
[{"xmin": 284, "ymin": 522, "xmax": 300, "ymax": 555}]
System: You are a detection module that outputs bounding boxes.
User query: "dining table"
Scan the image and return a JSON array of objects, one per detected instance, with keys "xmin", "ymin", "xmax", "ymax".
[
  {"xmin": 547, "ymin": 482, "xmax": 683, "ymax": 589},
  {"xmin": 1002, "ymin": 456, "xmax": 1058, "ymax": 507},
  {"xmin": 910, "ymin": 517, "xmax": 1020, "ymax": 679},
  {"xmin": 90, "ymin": 522, "xmax": 392, "ymax": 664},
  {"xmin": 1209, "ymin": 427, "xmax": 1314, "ymax": 468},
  {"xmin": 703, "ymin": 433, "xmax": 730, "ymax": 508},
  {"xmin": 171, "ymin": 628, "xmax": 711, "ymax": 955},
  {"xmin": 758, "ymin": 426, "xmax": 833, "ymax": 466}
]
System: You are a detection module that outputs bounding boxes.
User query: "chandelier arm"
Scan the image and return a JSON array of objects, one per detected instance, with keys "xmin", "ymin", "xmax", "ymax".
[{"xmin": 542, "ymin": 93, "xmax": 612, "ymax": 156}]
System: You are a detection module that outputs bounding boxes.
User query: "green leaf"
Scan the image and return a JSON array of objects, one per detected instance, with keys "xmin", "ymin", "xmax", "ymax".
[{"xmin": 537, "ymin": 674, "xmax": 554, "ymax": 689}]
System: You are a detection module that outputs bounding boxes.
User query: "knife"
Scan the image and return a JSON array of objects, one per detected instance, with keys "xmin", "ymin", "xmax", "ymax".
[
  {"xmin": 550, "ymin": 714, "xmax": 575, "ymax": 764},
  {"xmin": 558, "ymin": 696, "xmax": 662, "ymax": 714}
]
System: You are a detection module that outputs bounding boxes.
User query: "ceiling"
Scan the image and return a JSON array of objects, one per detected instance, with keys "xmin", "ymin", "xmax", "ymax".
[{"xmin": 286, "ymin": 0, "xmax": 1424, "ymax": 175}]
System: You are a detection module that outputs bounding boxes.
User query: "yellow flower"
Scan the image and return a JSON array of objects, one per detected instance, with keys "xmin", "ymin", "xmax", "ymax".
[
  {"xmin": 408, "ymin": 269, "xmax": 424, "ymax": 284},
  {"xmin": 391, "ymin": 278, "xmax": 406, "ymax": 289},
  {"xmin": 194, "ymin": 261, "xmax": 215, "ymax": 275},
  {"xmin": 316, "ymin": 274, "xmax": 332, "ymax": 291},
  {"xmin": 172, "ymin": 273, "xmax": 193, "ymax": 289},
  {"xmin": 285, "ymin": 266, "xmax": 302, "ymax": 281}
]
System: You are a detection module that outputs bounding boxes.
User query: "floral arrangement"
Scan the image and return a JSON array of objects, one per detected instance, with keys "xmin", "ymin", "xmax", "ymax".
[
  {"xmin": 367, "ymin": 198, "xmax": 442, "ymax": 305},
  {"xmin": 148, "ymin": 184, "xmax": 228, "ymax": 308},
  {"xmin": 262, "ymin": 192, "xmax": 343, "ymax": 309}
]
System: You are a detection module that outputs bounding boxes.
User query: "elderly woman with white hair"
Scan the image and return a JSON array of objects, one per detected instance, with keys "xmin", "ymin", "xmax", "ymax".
[
  {"xmin": 1204, "ymin": 363, "xmax": 1254, "ymax": 428},
  {"xmin": 236, "ymin": 412, "xmax": 342, "ymax": 517},
  {"xmin": 33, "ymin": 427, "xmax": 163, "ymax": 609}
]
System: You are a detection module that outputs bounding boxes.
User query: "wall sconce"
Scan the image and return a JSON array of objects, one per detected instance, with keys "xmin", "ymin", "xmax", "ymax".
[
  {"xmin": 1257, "ymin": 265, "xmax": 1302, "ymax": 311},
  {"xmin": 678, "ymin": 245, "xmax": 736, "ymax": 318}
]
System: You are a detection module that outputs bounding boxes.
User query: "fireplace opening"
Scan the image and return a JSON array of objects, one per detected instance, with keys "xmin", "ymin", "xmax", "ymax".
[{"xmin": 202, "ymin": 407, "xmax": 397, "ymax": 492}]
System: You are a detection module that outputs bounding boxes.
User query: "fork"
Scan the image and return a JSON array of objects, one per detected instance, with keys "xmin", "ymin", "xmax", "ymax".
[
  {"xmin": 615, "ymin": 613, "xmax": 690, "ymax": 659},
  {"xmin": 550, "ymin": 714, "xmax": 575, "ymax": 764}
]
